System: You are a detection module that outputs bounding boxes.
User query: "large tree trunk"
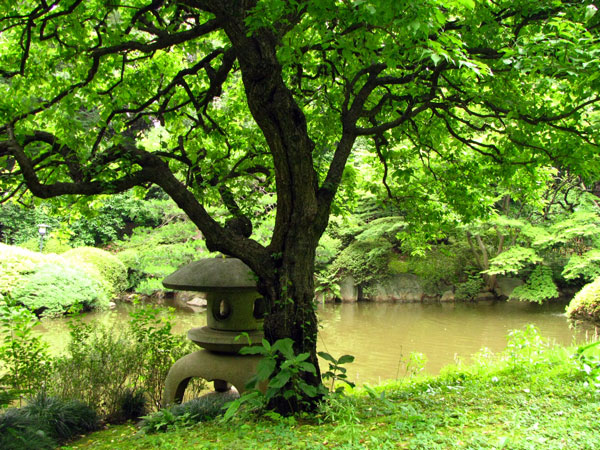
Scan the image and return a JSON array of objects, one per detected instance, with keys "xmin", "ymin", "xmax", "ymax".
[
  {"xmin": 206, "ymin": 2, "xmax": 330, "ymax": 414},
  {"xmin": 259, "ymin": 237, "xmax": 322, "ymax": 414}
]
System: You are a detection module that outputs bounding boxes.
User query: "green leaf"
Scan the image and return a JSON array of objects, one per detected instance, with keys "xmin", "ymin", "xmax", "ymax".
[
  {"xmin": 337, "ymin": 354, "xmax": 355, "ymax": 365},
  {"xmin": 255, "ymin": 357, "xmax": 277, "ymax": 381},
  {"xmin": 268, "ymin": 370, "xmax": 292, "ymax": 390}
]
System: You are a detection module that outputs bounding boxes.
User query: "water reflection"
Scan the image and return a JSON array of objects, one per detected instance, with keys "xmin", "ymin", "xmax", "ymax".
[{"xmin": 36, "ymin": 299, "xmax": 597, "ymax": 385}]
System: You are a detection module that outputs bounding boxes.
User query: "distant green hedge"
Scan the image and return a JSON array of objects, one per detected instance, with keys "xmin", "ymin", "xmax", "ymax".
[
  {"xmin": 0, "ymin": 244, "xmax": 119, "ymax": 316},
  {"xmin": 0, "ymin": 243, "xmax": 46, "ymax": 296},
  {"xmin": 62, "ymin": 247, "xmax": 128, "ymax": 298},
  {"xmin": 567, "ymin": 276, "xmax": 600, "ymax": 324},
  {"xmin": 11, "ymin": 262, "xmax": 108, "ymax": 317}
]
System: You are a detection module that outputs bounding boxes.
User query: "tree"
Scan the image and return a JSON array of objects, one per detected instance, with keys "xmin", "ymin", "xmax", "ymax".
[{"xmin": 1, "ymin": 0, "xmax": 599, "ymax": 413}]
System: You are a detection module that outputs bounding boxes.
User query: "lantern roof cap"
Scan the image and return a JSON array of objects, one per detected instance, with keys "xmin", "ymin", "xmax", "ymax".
[{"xmin": 162, "ymin": 257, "xmax": 256, "ymax": 292}]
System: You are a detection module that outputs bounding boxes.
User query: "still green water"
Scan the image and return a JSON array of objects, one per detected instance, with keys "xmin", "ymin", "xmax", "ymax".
[{"xmin": 37, "ymin": 299, "xmax": 596, "ymax": 385}]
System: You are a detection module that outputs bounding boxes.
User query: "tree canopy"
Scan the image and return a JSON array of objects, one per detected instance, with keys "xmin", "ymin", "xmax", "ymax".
[{"xmin": 1, "ymin": 0, "xmax": 599, "ymax": 412}]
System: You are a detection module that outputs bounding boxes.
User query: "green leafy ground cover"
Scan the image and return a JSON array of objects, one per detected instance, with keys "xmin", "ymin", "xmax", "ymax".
[{"xmin": 61, "ymin": 328, "xmax": 600, "ymax": 450}]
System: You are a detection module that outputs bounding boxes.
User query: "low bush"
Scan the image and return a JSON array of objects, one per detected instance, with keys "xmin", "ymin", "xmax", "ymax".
[
  {"xmin": 329, "ymin": 239, "xmax": 393, "ymax": 286},
  {"xmin": 11, "ymin": 262, "xmax": 108, "ymax": 317},
  {"xmin": 21, "ymin": 393, "xmax": 99, "ymax": 441},
  {"xmin": 140, "ymin": 391, "xmax": 238, "ymax": 433},
  {"xmin": 19, "ymin": 235, "xmax": 73, "ymax": 254},
  {"xmin": 0, "ymin": 244, "xmax": 45, "ymax": 296},
  {"xmin": 62, "ymin": 247, "xmax": 128, "ymax": 298},
  {"xmin": 454, "ymin": 274, "xmax": 485, "ymax": 301},
  {"xmin": 0, "ymin": 305, "xmax": 53, "ymax": 404},
  {"xmin": 0, "ymin": 394, "xmax": 98, "ymax": 449},
  {"xmin": 113, "ymin": 221, "xmax": 206, "ymax": 293},
  {"xmin": 567, "ymin": 276, "xmax": 600, "ymax": 324},
  {"xmin": 50, "ymin": 319, "xmax": 143, "ymax": 417},
  {"xmin": 0, "ymin": 407, "xmax": 57, "ymax": 450},
  {"xmin": 49, "ymin": 305, "xmax": 203, "ymax": 418}
]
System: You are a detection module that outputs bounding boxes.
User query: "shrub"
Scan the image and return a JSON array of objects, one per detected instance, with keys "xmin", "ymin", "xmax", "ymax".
[
  {"xmin": 113, "ymin": 221, "xmax": 205, "ymax": 293},
  {"xmin": 11, "ymin": 262, "xmax": 108, "ymax": 316},
  {"xmin": 567, "ymin": 276, "xmax": 600, "ymax": 324},
  {"xmin": 49, "ymin": 319, "xmax": 143, "ymax": 417},
  {"xmin": 140, "ymin": 391, "xmax": 238, "ymax": 433},
  {"xmin": 329, "ymin": 239, "xmax": 393, "ymax": 286},
  {"xmin": 0, "ymin": 244, "xmax": 45, "ymax": 296},
  {"xmin": 49, "ymin": 305, "xmax": 202, "ymax": 418},
  {"xmin": 512, "ymin": 265, "xmax": 559, "ymax": 303},
  {"xmin": 21, "ymin": 393, "xmax": 98, "ymax": 441},
  {"xmin": 316, "ymin": 234, "xmax": 342, "ymax": 270},
  {"xmin": 388, "ymin": 257, "xmax": 409, "ymax": 274},
  {"xmin": 0, "ymin": 305, "xmax": 53, "ymax": 403},
  {"xmin": 110, "ymin": 388, "xmax": 147, "ymax": 423},
  {"xmin": 0, "ymin": 407, "xmax": 56, "ymax": 450},
  {"xmin": 19, "ymin": 236, "xmax": 73, "ymax": 254},
  {"xmin": 128, "ymin": 305, "xmax": 203, "ymax": 410},
  {"xmin": 454, "ymin": 275, "xmax": 485, "ymax": 301},
  {"xmin": 62, "ymin": 247, "xmax": 128, "ymax": 297},
  {"xmin": 405, "ymin": 242, "xmax": 473, "ymax": 294},
  {"xmin": 0, "ymin": 394, "xmax": 98, "ymax": 449}
]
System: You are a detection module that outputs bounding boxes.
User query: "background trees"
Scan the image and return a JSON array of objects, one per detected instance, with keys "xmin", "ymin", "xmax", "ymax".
[{"xmin": 1, "ymin": 0, "xmax": 599, "ymax": 412}]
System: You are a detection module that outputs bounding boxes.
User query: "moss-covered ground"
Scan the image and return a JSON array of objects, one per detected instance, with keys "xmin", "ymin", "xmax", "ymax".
[{"xmin": 62, "ymin": 329, "xmax": 600, "ymax": 450}]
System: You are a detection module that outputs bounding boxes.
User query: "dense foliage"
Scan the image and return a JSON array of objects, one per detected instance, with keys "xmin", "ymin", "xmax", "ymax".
[
  {"xmin": 11, "ymin": 262, "xmax": 108, "ymax": 317},
  {"xmin": 62, "ymin": 247, "xmax": 128, "ymax": 298},
  {"xmin": 113, "ymin": 219, "xmax": 207, "ymax": 293},
  {"xmin": 1, "ymin": 0, "xmax": 599, "ymax": 412},
  {"xmin": 0, "ymin": 395, "xmax": 98, "ymax": 450},
  {"xmin": 0, "ymin": 303, "xmax": 203, "ymax": 429},
  {"xmin": 567, "ymin": 276, "xmax": 600, "ymax": 324},
  {"xmin": 59, "ymin": 327, "xmax": 600, "ymax": 449}
]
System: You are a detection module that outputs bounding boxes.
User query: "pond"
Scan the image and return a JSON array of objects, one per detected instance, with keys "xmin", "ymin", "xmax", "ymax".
[{"xmin": 37, "ymin": 299, "xmax": 596, "ymax": 385}]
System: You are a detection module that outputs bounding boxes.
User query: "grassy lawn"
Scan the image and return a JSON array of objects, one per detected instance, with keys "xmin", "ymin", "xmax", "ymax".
[{"xmin": 61, "ymin": 328, "xmax": 600, "ymax": 450}]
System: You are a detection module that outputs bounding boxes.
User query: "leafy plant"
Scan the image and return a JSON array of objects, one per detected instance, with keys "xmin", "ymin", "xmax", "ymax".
[
  {"xmin": 49, "ymin": 318, "xmax": 142, "ymax": 417},
  {"xmin": 11, "ymin": 262, "xmax": 108, "ymax": 316},
  {"xmin": 140, "ymin": 391, "xmax": 238, "ymax": 433},
  {"xmin": 223, "ymin": 338, "xmax": 323, "ymax": 420},
  {"xmin": 0, "ymin": 407, "xmax": 57, "ymax": 450},
  {"xmin": 0, "ymin": 394, "xmax": 98, "ymax": 449},
  {"xmin": 454, "ymin": 274, "xmax": 485, "ymax": 301},
  {"xmin": 21, "ymin": 393, "xmax": 99, "ymax": 441},
  {"xmin": 113, "ymin": 220, "xmax": 206, "ymax": 292},
  {"xmin": 566, "ymin": 276, "xmax": 600, "ymax": 324},
  {"xmin": 0, "ymin": 305, "xmax": 52, "ymax": 404},
  {"xmin": 62, "ymin": 246, "xmax": 128, "ymax": 298},
  {"xmin": 329, "ymin": 239, "xmax": 393, "ymax": 286},
  {"xmin": 0, "ymin": 243, "xmax": 45, "ymax": 296},
  {"xmin": 314, "ymin": 271, "xmax": 341, "ymax": 302},
  {"xmin": 511, "ymin": 265, "xmax": 559, "ymax": 303},
  {"xmin": 573, "ymin": 341, "xmax": 600, "ymax": 391},
  {"xmin": 128, "ymin": 304, "xmax": 201, "ymax": 410},
  {"xmin": 318, "ymin": 352, "xmax": 355, "ymax": 393}
]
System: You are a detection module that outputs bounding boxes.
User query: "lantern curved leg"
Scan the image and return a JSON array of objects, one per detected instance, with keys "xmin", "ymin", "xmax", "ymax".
[{"xmin": 163, "ymin": 350, "xmax": 264, "ymax": 407}]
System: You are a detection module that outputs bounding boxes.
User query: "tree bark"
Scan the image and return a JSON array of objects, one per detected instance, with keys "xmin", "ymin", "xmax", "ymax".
[{"xmin": 203, "ymin": 1, "xmax": 328, "ymax": 413}]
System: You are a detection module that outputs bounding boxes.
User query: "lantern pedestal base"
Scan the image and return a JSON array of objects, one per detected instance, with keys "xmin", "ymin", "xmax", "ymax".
[{"xmin": 163, "ymin": 350, "xmax": 265, "ymax": 407}]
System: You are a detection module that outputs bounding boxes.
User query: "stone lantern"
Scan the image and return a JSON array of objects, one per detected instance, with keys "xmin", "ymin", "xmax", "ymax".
[{"xmin": 162, "ymin": 257, "xmax": 266, "ymax": 406}]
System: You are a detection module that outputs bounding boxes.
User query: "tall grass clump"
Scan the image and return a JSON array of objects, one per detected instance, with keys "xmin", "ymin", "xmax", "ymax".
[{"xmin": 0, "ymin": 394, "xmax": 98, "ymax": 449}]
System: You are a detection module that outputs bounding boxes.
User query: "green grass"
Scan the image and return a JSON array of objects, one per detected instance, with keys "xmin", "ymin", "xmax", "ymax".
[{"xmin": 61, "ymin": 330, "xmax": 600, "ymax": 450}]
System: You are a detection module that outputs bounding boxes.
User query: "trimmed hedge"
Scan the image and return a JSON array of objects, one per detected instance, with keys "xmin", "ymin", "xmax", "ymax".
[
  {"xmin": 62, "ymin": 247, "xmax": 128, "ymax": 298},
  {"xmin": 11, "ymin": 262, "xmax": 108, "ymax": 316},
  {"xmin": 0, "ymin": 243, "xmax": 45, "ymax": 296},
  {"xmin": 566, "ymin": 276, "xmax": 600, "ymax": 324}
]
